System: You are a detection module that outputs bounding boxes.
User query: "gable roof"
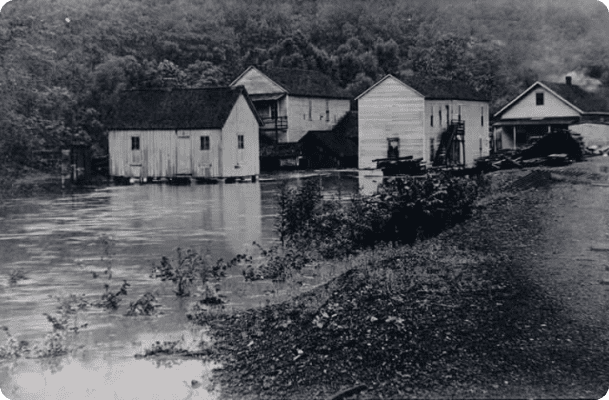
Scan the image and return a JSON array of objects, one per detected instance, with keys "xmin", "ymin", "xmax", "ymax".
[
  {"xmin": 107, "ymin": 86, "xmax": 261, "ymax": 130},
  {"xmin": 494, "ymin": 81, "xmax": 609, "ymax": 118},
  {"xmin": 299, "ymin": 130, "xmax": 358, "ymax": 158},
  {"xmin": 355, "ymin": 75, "xmax": 423, "ymax": 100},
  {"xmin": 232, "ymin": 66, "xmax": 350, "ymax": 99},
  {"xmin": 405, "ymin": 78, "xmax": 490, "ymax": 102},
  {"xmin": 355, "ymin": 74, "xmax": 487, "ymax": 102},
  {"xmin": 541, "ymin": 81, "xmax": 609, "ymax": 113}
]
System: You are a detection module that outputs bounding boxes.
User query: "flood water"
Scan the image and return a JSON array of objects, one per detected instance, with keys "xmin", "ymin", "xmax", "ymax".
[{"xmin": 0, "ymin": 171, "xmax": 378, "ymax": 400}]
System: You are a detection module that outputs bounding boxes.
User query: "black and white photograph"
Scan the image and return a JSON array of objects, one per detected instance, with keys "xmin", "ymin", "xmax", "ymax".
[{"xmin": 1, "ymin": 0, "xmax": 609, "ymax": 399}]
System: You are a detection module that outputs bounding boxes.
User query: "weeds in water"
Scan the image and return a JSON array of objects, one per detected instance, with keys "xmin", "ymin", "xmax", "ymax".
[
  {"xmin": 94, "ymin": 280, "xmax": 130, "ymax": 310},
  {"xmin": 151, "ymin": 248, "xmax": 246, "ymax": 297},
  {"xmin": 8, "ymin": 269, "xmax": 27, "ymax": 286},
  {"xmin": 0, "ymin": 327, "xmax": 27, "ymax": 359},
  {"xmin": 125, "ymin": 292, "xmax": 160, "ymax": 316}
]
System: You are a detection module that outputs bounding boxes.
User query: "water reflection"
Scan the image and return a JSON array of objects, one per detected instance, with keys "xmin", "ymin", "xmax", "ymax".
[{"xmin": 0, "ymin": 172, "xmax": 382, "ymax": 399}]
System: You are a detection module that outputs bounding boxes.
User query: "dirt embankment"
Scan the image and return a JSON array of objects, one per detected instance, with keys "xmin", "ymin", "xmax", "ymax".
[{"xmin": 193, "ymin": 157, "xmax": 609, "ymax": 400}]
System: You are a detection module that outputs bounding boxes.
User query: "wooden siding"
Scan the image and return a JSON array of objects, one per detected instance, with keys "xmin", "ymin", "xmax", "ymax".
[
  {"xmin": 232, "ymin": 68, "xmax": 286, "ymax": 95},
  {"xmin": 357, "ymin": 77, "xmax": 425, "ymax": 169},
  {"xmin": 218, "ymin": 94, "xmax": 260, "ymax": 178},
  {"xmin": 501, "ymin": 86, "xmax": 580, "ymax": 119},
  {"xmin": 109, "ymin": 129, "xmax": 222, "ymax": 178},
  {"xmin": 286, "ymin": 96, "xmax": 350, "ymax": 142},
  {"xmin": 109, "ymin": 94, "xmax": 259, "ymax": 179},
  {"xmin": 425, "ymin": 99, "xmax": 490, "ymax": 167}
]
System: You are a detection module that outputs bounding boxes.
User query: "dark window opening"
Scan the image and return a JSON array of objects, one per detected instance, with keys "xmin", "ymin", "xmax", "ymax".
[
  {"xmin": 536, "ymin": 92, "xmax": 544, "ymax": 106},
  {"xmin": 326, "ymin": 100, "xmax": 330, "ymax": 122},
  {"xmin": 238, "ymin": 135, "xmax": 244, "ymax": 149},
  {"xmin": 131, "ymin": 136, "xmax": 140, "ymax": 151},
  {"xmin": 430, "ymin": 114, "xmax": 434, "ymax": 127},
  {"xmin": 200, "ymin": 136, "xmax": 210, "ymax": 150},
  {"xmin": 387, "ymin": 138, "xmax": 399, "ymax": 159},
  {"xmin": 439, "ymin": 109, "xmax": 442, "ymax": 126},
  {"xmin": 481, "ymin": 107, "xmax": 485, "ymax": 126}
]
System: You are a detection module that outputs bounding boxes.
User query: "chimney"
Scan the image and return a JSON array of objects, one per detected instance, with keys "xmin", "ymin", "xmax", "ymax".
[{"xmin": 566, "ymin": 76, "xmax": 572, "ymax": 86}]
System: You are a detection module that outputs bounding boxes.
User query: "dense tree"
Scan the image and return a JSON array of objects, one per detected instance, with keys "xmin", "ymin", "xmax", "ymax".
[{"xmin": 0, "ymin": 0, "xmax": 607, "ymax": 169}]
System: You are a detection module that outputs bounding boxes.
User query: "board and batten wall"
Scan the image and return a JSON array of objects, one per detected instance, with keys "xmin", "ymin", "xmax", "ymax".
[
  {"xmin": 109, "ymin": 94, "xmax": 260, "ymax": 179},
  {"xmin": 425, "ymin": 99, "xmax": 490, "ymax": 168},
  {"xmin": 286, "ymin": 96, "xmax": 350, "ymax": 142},
  {"xmin": 357, "ymin": 77, "xmax": 425, "ymax": 169},
  {"xmin": 218, "ymin": 94, "xmax": 260, "ymax": 178},
  {"xmin": 108, "ymin": 128, "xmax": 222, "ymax": 178}
]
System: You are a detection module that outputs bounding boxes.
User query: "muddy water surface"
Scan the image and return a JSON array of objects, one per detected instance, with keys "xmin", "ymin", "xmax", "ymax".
[{"xmin": 0, "ymin": 171, "xmax": 370, "ymax": 400}]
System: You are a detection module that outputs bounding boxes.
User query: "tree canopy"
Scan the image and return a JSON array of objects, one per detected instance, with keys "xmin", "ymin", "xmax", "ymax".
[{"xmin": 0, "ymin": 0, "xmax": 607, "ymax": 166}]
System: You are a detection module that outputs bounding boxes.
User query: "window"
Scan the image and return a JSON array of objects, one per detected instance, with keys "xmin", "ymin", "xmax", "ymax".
[
  {"xmin": 387, "ymin": 138, "xmax": 399, "ymax": 159},
  {"xmin": 439, "ymin": 109, "xmax": 442, "ymax": 126},
  {"xmin": 458, "ymin": 105, "xmax": 462, "ymax": 121},
  {"xmin": 446, "ymin": 105, "xmax": 449, "ymax": 125},
  {"xmin": 536, "ymin": 92, "xmax": 544, "ymax": 106},
  {"xmin": 238, "ymin": 135, "xmax": 244, "ymax": 149},
  {"xmin": 200, "ymin": 136, "xmax": 210, "ymax": 151},
  {"xmin": 430, "ymin": 114, "xmax": 434, "ymax": 127},
  {"xmin": 481, "ymin": 106, "xmax": 485, "ymax": 126},
  {"xmin": 326, "ymin": 100, "xmax": 330, "ymax": 122},
  {"xmin": 131, "ymin": 136, "xmax": 140, "ymax": 151}
]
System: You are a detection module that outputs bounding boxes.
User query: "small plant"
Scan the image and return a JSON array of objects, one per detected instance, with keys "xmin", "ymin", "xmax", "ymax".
[
  {"xmin": 44, "ymin": 294, "xmax": 90, "ymax": 333},
  {"xmin": 94, "ymin": 280, "xmax": 130, "ymax": 310},
  {"xmin": 0, "ymin": 326, "xmax": 27, "ymax": 359},
  {"xmin": 151, "ymin": 248, "xmax": 244, "ymax": 297},
  {"xmin": 8, "ymin": 269, "xmax": 27, "ymax": 286},
  {"xmin": 125, "ymin": 292, "xmax": 160, "ymax": 316}
]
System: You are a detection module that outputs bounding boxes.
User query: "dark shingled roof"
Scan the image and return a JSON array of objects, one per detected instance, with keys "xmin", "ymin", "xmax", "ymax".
[
  {"xmin": 261, "ymin": 68, "xmax": 350, "ymax": 99},
  {"xmin": 405, "ymin": 77, "xmax": 489, "ymax": 102},
  {"xmin": 299, "ymin": 130, "xmax": 358, "ymax": 158},
  {"xmin": 107, "ymin": 86, "xmax": 260, "ymax": 130},
  {"xmin": 541, "ymin": 81, "xmax": 609, "ymax": 112}
]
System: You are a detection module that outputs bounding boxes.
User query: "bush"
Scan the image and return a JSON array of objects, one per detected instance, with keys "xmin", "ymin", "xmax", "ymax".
[
  {"xmin": 151, "ymin": 248, "xmax": 246, "ymax": 297},
  {"xmin": 125, "ymin": 292, "xmax": 160, "ymax": 316},
  {"xmin": 94, "ymin": 281, "xmax": 130, "ymax": 310},
  {"xmin": 274, "ymin": 174, "xmax": 480, "ymax": 258}
]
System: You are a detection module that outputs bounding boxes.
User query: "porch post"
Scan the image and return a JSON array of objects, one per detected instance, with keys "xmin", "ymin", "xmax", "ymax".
[{"xmin": 513, "ymin": 126, "xmax": 517, "ymax": 150}]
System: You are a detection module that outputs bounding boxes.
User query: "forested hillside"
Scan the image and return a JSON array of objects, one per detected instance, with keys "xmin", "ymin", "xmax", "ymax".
[{"xmin": 0, "ymin": 0, "xmax": 607, "ymax": 169}]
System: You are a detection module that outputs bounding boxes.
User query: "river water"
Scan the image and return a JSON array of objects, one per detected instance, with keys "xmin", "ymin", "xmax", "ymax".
[{"xmin": 0, "ymin": 171, "xmax": 379, "ymax": 400}]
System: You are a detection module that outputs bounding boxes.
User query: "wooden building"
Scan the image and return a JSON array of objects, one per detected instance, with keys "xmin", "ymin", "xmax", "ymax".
[
  {"xmin": 493, "ymin": 77, "xmax": 609, "ymax": 150},
  {"xmin": 107, "ymin": 86, "xmax": 261, "ymax": 181},
  {"xmin": 356, "ymin": 75, "xmax": 490, "ymax": 170},
  {"xmin": 230, "ymin": 66, "xmax": 351, "ymax": 144}
]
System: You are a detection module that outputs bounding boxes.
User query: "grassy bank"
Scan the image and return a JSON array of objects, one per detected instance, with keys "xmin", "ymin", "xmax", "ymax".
[{"xmin": 190, "ymin": 171, "xmax": 609, "ymax": 399}]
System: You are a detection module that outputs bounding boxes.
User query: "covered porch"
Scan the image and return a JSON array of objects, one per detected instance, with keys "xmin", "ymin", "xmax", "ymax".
[{"xmin": 492, "ymin": 117, "xmax": 578, "ymax": 151}]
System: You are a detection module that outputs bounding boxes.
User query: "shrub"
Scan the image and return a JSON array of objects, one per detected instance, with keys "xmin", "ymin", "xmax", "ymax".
[
  {"xmin": 125, "ymin": 292, "xmax": 160, "ymax": 316},
  {"xmin": 274, "ymin": 174, "xmax": 480, "ymax": 258},
  {"xmin": 151, "ymin": 248, "xmax": 245, "ymax": 297},
  {"xmin": 94, "ymin": 281, "xmax": 130, "ymax": 310}
]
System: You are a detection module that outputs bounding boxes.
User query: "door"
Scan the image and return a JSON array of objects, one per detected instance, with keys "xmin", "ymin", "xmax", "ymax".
[{"xmin": 177, "ymin": 137, "xmax": 192, "ymax": 174}]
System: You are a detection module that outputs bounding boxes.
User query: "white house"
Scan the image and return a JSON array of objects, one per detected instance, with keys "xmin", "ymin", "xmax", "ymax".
[
  {"xmin": 492, "ymin": 77, "xmax": 609, "ymax": 150},
  {"xmin": 356, "ymin": 75, "xmax": 490, "ymax": 169},
  {"xmin": 230, "ymin": 66, "xmax": 351, "ymax": 144},
  {"xmin": 107, "ymin": 86, "xmax": 262, "ymax": 182}
]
